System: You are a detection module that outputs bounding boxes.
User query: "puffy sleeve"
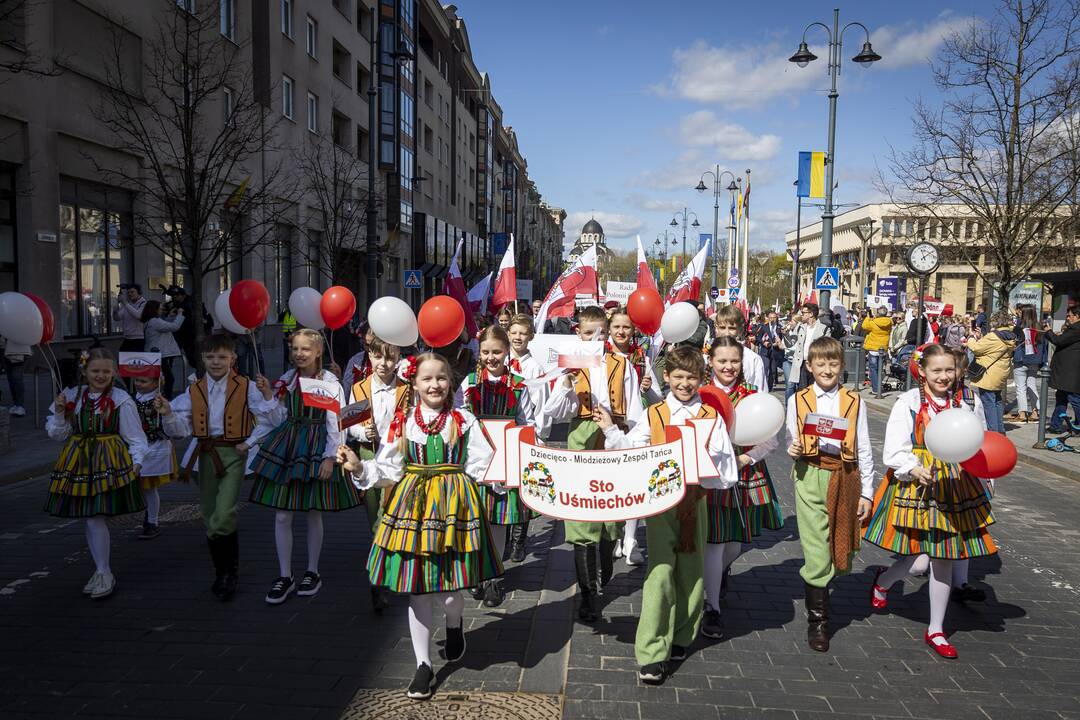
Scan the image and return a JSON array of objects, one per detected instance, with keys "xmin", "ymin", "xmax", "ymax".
[
  {"xmin": 246, "ymin": 380, "xmax": 287, "ymax": 447},
  {"xmin": 162, "ymin": 387, "xmax": 193, "ymax": 439},
  {"xmin": 541, "ymin": 373, "xmax": 579, "ymax": 423},
  {"xmin": 702, "ymin": 415, "xmax": 739, "ymax": 490},
  {"xmin": 883, "ymin": 392, "xmax": 921, "ymax": 482},
  {"xmin": 601, "ymin": 413, "xmax": 651, "ymax": 449},
  {"xmin": 622, "ymin": 358, "xmax": 644, "ymax": 429},
  {"xmin": 462, "ymin": 411, "xmax": 495, "ymax": 485},
  {"xmin": 744, "ymin": 350, "xmax": 768, "ymax": 392},
  {"xmin": 321, "ymin": 372, "xmax": 346, "ymax": 459},
  {"xmin": 744, "ymin": 429, "xmax": 779, "ymax": 465},
  {"xmin": 453, "ymin": 377, "xmax": 469, "ymax": 410},
  {"xmin": 114, "ymin": 392, "xmax": 149, "ymax": 467},
  {"xmin": 354, "ymin": 428, "xmax": 404, "ymax": 491},
  {"xmin": 514, "ymin": 380, "xmax": 536, "ymax": 429},
  {"xmin": 641, "ymin": 356, "xmax": 663, "ymax": 406},
  {"xmin": 46, "ymin": 387, "xmax": 78, "ymax": 442},
  {"xmin": 855, "ymin": 396, "xmax": 876, "ymax": 498}
]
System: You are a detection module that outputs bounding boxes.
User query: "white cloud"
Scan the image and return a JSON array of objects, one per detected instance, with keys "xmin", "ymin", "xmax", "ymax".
[
  {"xmin": 564, "ymin": 211, "xmax": 646, "ymax": 243},
  {"xmin": 631, "ymin": 149, "xmax": 710, "ymax": 192},
  {"xmin": 625, "ymin": 194, "xmax": 686, "ymax": 214},
  {"xmin": 678, "ymin": 111, "xmax": 782, "ymax": 162},
  {"xmin": 871, "ymin": 14, "xmax": 975, "ymax": 68},
  {"xmin": 748, "ymin": 208, "xmax": 797, "ymax": 250}
]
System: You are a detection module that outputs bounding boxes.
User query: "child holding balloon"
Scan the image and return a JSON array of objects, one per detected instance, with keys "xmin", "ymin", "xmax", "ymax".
[
  {"xmin": 46, "ymin": 348, "xmax": 147, "ymax": 599},
  {"xmin": 338, "ymin": 352, "xmax": 503, "ymax": 701},
  {"xmin": 249, "ymin": 328, "xmax": 363, "ymax": 605},
  {"xmin": 864, "ymin": 343, "xmax": 996, "ymax": 659}
]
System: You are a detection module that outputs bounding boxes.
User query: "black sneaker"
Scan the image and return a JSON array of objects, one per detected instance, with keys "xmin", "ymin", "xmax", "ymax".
[
  {"xmin": 669, "ymin": 644, "xmax": 687, "ymax": 661},
  {"xmin": 701, "ymin": 609, "xmax": 723, "ymax": 639},
  {"xmin": 470, "ymin": 582, "xmax": 486, "ymax": 601},
  {"xmin": 371, "ymin": 586, "xmax": 391, "ymax": 613},
  {"xmin": 219, "ymin": 570, "xmax": 238, "ymax": 602},
  {"xmin": 264, "ymin": 576, "xmax": 295, "ymax": 605},
  {"xmin": 407, "ymin": 662, "xmax": 434, "ymax": 700},
  {"xmin": 638, "ymin": 662, "xmax": 667, "ymax": 684},
  {"xmin": 297, "ymin": 571, "xmax": 322, "ymax": 597},
  {"xmin": 482, "ymin": 579, "xmax": 504, "ymax": 608},
  {"xmin": 138, "ymin": 522, "xmax": 160, "ymax": 540},
  {"xmin": 950, "ymin": 583, "xmax": 987, "ymax": 603},
  {"xmin": 444, "ymin": 624, "xmax": 466, "ymax": 662}
]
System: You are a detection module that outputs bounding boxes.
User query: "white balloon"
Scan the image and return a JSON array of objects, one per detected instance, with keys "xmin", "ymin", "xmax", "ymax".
[
  {"xmin": 0, "ymin": 292, "xmax": 43, "ymax": 345},
  {"xmin": 660, "ymin": 302, "xmax": 700, "ymax": 344},
  {"xmin": 288, "ymin": 287, "xmax": 325, "ymax": 330},
  {"xmin": 925, "ymin": 407, "xmax": 984, "ymax": 463},
  {"xmin": 731, "ymin": 393, "xmax": 786, "ymax": 447},
  {"xmin": 214, "ymin": 291, "xmax": 248, "ymax": 335},
  {"xmin": 368, "ymin": 296, "xmax": 418, "ymax": 346}
]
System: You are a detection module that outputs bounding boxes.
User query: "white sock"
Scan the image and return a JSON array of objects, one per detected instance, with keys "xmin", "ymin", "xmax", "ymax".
[
  {"xmin": 928, "ymin": 559, "xmax": 953, "ymax": 638},
  {"xmin": 85, "ymin": 517, "xmax": 111, "ymax": 575},
  {"xmin": 909, "ymin": 554, "xmax": 930, "ymax": 576},
  {"xmin": 952, "ymin": 558, "xmax": 969, "ymax": 587},
  {"xmin": 623, "ymin": 519, "xmax": 638, "ymax": 549},
  {"xmin": 274, "ymin": 511, "xmax": 293, "ymax": 578},
  {"xmin": 874, "ymin": 555, "xmax": 918, "ymax": 603},
  {"xmin": 306, "ymin": 511, "xmax": 324, "ymax": 573},
  {"xmin": 704, "ymin": 544, "xmax": 726, "ymax": 611},
  {"xmin": 489, "ymin": 524, "xmax": 507, "ymax": 559},
  {"xmin": 722, "ymin": 541, "xmax": 742, "ymax": 572},
  {"xmin": 408, "ymin": 594, "xmax": 434, "ymax": 667},
  {"xmin": 443, "ymin": 591, "xmax": 464, "ymax": 629},
  {"xmin": 143, "ymin": 488, "xmax": 161, "ymax": 525}
]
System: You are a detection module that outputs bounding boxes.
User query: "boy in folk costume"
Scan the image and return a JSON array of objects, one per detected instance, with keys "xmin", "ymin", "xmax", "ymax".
[
  {"xmin": 786, "ymin": 336, "xmax": 875, "ymax": 652},
  {"xmin": 505, "ymin": 314, "xmax": 548, "ymax": 563},
  {"xmin": 159, "ymin": 334, "xmax": 280, "ymax": 601},
  {"xmin": 597, "ymin": 345, "xmax": 739, "ymax": 684},
  {"xmin": 542, "ymin": 305, "xmax": 644, "ymax": 622}
]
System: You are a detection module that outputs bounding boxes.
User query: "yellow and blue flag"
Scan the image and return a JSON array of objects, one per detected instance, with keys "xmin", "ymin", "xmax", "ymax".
[{"xmin": 797, "ymin": 151, "xmax": 825, "ymax": 198}]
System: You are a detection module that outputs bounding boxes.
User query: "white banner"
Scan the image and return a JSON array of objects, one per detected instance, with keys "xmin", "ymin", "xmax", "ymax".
[
  {"xmin": 864, "ymin": 294, "xmax": 890, "ymax": 309},
  {"xmin": 527, "ymin": 336, "xmax": 604, "ymax": 374},
  {"xmin": 605, "ymin": 281, "xmax": 636, "ymax": 305}
]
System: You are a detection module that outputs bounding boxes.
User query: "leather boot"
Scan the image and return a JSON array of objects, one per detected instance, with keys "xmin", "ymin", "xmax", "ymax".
[
  {"xmin": 509, "ymin": 522, "xmax": 528, "ymax": 563},
  {"xmin": 598, "ymin": 536, "xmax": 616, "ymax": 589},
  {"xmin": 574, "ymin": 544, "xmax": 599, "ymax": 622},
  {"xmin": 218, "ymin": 532, "xmax": 240, "ymax": 601},
  {"xmin": 208, "ymin": 536, "xmax": 226, "ymax": 598},
  {"xmin": 805, "ymin": 582, "xmax": 830, "ymax": 652}
]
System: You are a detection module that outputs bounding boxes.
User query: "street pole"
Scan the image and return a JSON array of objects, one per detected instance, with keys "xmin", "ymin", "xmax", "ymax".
[
  {"xmin": 365, "ymin": 6, "xmax": 378, "ymax": 308},
  {"xmin": 793, "ymin": 194, "xmax": 802, "ymax": 308},
  {"xmin": 742, "ymin": 168, "xmax": 751, "ymax": 282},
  {"xmin": 818, "ymin": 8, "xmax": 841, "ymax": 313},
  {"xmin": 711, "ymin": 166, "xmax": 720, "ymax": 291},
  {"xmin": 726, "ymin": 185, "xmax": 736, "ymax": 281},
  {"xmin": 681, "ymin": 207, "xmax": 687, "ymax": 264}
]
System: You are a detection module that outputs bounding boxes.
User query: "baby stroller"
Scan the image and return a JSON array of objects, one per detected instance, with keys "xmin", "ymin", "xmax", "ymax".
[{"xmin": 883, "ymin": 344, "xmax": 915, "ymax": 392}]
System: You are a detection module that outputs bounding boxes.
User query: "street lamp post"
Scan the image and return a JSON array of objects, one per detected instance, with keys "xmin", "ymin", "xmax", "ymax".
[
  {"xmin": 851, "ymin": 218, "xmax": 876, "ymax": 309},
  {"xmin": 670, "ymin": 208, "xmax": 700, "ymax": 273},
  {"xmin": 696, "ymin": 168, "xmax": 738, "ymax": 293},
  {"xmin": 789, "ymin": 8, "xmax": 882, "ymax": 313}
]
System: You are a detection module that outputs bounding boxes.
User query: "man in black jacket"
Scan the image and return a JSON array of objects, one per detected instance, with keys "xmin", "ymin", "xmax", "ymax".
[
  {"xmin": 905, "ymin": 307, "xmax": 931, "ymax": 347},
  {"xmin": 1046, "ymin": 305, "xmax": 1080, "ymax": 434}
]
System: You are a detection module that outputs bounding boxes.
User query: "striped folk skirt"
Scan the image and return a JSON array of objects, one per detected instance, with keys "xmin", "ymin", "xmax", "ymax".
[
  {"xmin": 477, "ymin": 486, "xmax": 538, "ymax": 525},
  {"xmin": 741, "ymin": 463, "xmax": 784, "ymax": 536},
  {"xmin": 706, "ymin": 486, "xmax": 751, "ymax": 544},
  {"xmin": 367, "ymin": 463, "xmax": 504, "ymax": 594},
  {"xmin": 249, "ymin": 420, "xmax": 363, "ymax": 512},
  {"xmin": 45, "ymin": 434, "xmax": 146, "ymax": 518}
]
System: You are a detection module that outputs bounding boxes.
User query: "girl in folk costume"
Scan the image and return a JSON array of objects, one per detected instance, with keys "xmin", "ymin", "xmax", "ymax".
[
  {"xmin": 46, "ymin": 348, "xmax": 148, "ymax": 599},
  {"xmin": 506, "ymin": 314, "xmax": 548, "ymax": 564},
  {"xmin": 131, "ymin": 373, "xmax": 178, "ymax": 540},
  {"xmin": 608, "ymin": 309, "xmax": 662, "ymax": 567},
  {"xmin": 339, "ymin": 353, "xmax": 503, "ymax": 701},
  {"xmin": 250, "ymin": 328, "xmax": 363, "ymax": 605},
  {"xmin": 864, "ymin": 344, "xmax": 996, "ymax": 658},
  {"xmin": 454, "ymin": 324, "xmax": 536, "ymax": 608}
]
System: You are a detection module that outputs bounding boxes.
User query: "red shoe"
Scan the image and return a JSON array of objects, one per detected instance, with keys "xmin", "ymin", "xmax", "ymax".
[
  {"xmin": 924, "ymin": 631, "xmax": 958, "ymax": 659},
  {"xmin": 869, "ymin": 566, "xmax": 889, "ymax": 610}
]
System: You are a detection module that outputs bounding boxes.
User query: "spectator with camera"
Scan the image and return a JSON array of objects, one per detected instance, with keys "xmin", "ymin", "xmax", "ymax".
[
  {"xmin": 141, "ymin": 300, "xmax": 185, "ymax": 398},
  {"xmin": 113, "ymin": 284, "xmax": 147, "ymax": 352}
]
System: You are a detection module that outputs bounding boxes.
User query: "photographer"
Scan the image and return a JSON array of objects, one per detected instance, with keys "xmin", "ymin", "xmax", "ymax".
[
  {"xmin": 113, "ymin": 283, "xmax": 147, "ymax": 352},
  {"xmin": 141, "ymin": 300, "xmax": 184, "ymax": 398}
]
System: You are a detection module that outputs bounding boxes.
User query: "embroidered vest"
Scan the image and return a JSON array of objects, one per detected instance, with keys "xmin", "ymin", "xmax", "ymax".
[
  {"xmin": 190, "ymin": 373, "xmax": 253, "ymax": 441},
  {"xmin": 795, "ymin": 386, "xmax": 860, "ymax": 461},
  {"xmin": 350, "ymin": 375, "xmax": 410, "ymax": 419},
  {"xmin": 646, "ymin": 399, "xmax": 717, "ymax": 444},
  {"xmin": 574, "ymin": 353, "xmax": 628, "ymax": 420}
]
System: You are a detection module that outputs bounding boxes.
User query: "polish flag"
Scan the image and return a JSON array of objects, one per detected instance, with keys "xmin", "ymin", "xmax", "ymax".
[
  {"xmin": 665, "ymin": 242, "xmax": 710, "ymax": 305},
  {"xmin": 802, "ymin": 412, "xmax": 848, "ymax": 440},
  {"xmin": 467, "ymin": 272, "xmax": 492, "ymax": 314},
  {"xmin": 635, "ymin": 235, "xmax": 657, "ymax": 293},
  {"xmin": 491, "ymin": 234, "xmax": 517, "ymax": 311},
  {"xmin": 299, "ymin": 376, "xmax": 342, "ymax": 415},
  {"xmin": 118, "ymin": 352, "xmax": 161, "ymax": 378},
  {"xmin": 338, "ymin": 398, "xmax": 371, "ymax": 430},
  {"xmin": 534, "ymin": 245, "xmax": 598, "ymax": 334},
  {"xmin": 443, "ymin": 239, "xmax": 479, "ymax": 338}
]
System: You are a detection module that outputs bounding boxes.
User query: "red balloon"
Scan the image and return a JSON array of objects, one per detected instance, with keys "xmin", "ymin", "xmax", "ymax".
[
  {"xmin": 418, "ymin": 295, "xmax": 465, "ymax": 348},
  {"xmin": 319, "ymin": 286, "xmax": 356, "ymax": 330},
  {"xmin": 22, "ymin": 292, "xmax": 55, "ymax": 344},
  {"xmin": 228, "ymin": 280, "xmax": 270, "ymax": 330},
  {"xmin": 626, "ymin": 288, "xmax": 664, "ymax": 336},
  {"xmin": 699, "ymin": 385, "xmax": 736, "ymax": 431},
  {"xmin": 961, "ymin": 431, "xmax": 1017, "ymax": 479}
]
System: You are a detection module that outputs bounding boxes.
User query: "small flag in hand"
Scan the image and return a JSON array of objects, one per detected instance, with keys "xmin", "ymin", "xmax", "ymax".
[
  {"xmin": 119, "ymin": 352, "xmax": 162, "ymax": 378},
  {"xmin": 338, "ymin": 398, "xmax": 371, "ymax": 430},
  {"xmin": 802, "ymin": 412, "xmax": 848, "ymax": 440},
  {"xmin": 299, "ymin": 377, "xmax": 342, "ymax": 415}
]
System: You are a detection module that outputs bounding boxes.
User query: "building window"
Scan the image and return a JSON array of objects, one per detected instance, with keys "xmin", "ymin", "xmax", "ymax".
[
  {"xmin": 356, "ymin": 126, "xmax": 369, "ymax": 162},
  {"xmin": 176, "ymin": 0, "xmax": 195, "ymax": 13},
  {"xmin": 307, "ymin": 230, "xmax": 323, "ymax": 287},
  {"xmin": 219, "ymin": 0, "xmax": 236, "ymax": 41},
  {"xmin": 357, "ymin": 2, "xmax": 371, "ymax": 39},
  {"xmin": 357, "ymin": 62, "xmax": 370, "ymax": 95},
  {"xmin": 282, "ymin": 74, "xmax": 294, "ymax": 119},
  {"xmin": 223, "ymin": 86, "xmax": 235, "ymax": 125},
  {"xmin": 332, "ymin": 110, "xmax": 350, "ymax": 148},
  {"xmin": 399, "ymin": 89, "xmax": 413, "ymax": 138},
  {"xmin": 399, "ymin": 0, "xmax": 413, "ymax": 28},
  {"xmin": 307, "ymin": 92, "xmax": 319, "ymax": 133},
  {"xmin": 280, "ymin": 0, "xmax": 293, "ymax": 38},
  {"xmin": 332, "ymin": 0, "xmax": 350, "ymax": 19},
  {"xmin": 424, "ymin": 80, "xmax": 433, "ymax": 107},
  {"xmin": 400, "ymin": 147, "xmax": 413, "ymax": 190},
  {"xmin": 271, "ymin": 224, "xmax": 293, "ymax": 311},
  {"xmin": 332, "ymin": 40, "xmax": 351, "ymax": 85},
  {"xmin": 306, "ymin": 15, "xmax": 317, "ymax": 58}
]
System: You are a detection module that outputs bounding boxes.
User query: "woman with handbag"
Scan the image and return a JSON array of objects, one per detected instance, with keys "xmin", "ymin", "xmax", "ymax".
[{"xmin": 963, "ymin": 310, "xmax": 1017, "ymax": 432}]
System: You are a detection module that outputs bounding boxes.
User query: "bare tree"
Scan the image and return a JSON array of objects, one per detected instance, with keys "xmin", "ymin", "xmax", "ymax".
[
  {"xmin": 0, "ymin": 0, "xmax": 60, "ymax": 78},
  {"xmin": 881, "ymin": 0, "xmax": 1080, "ymax": 305},
  {"xmin": 89, "ymin": 2, "xmax": 296, "ymax": 342}
]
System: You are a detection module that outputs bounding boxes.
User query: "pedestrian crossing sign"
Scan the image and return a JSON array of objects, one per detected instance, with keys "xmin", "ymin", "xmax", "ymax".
[
  {"xmin": 403, "ymin": 269, "xmax": 422, "ymax": 289},
  {"xmin": 814, "ymin": 266, "xmax": 840, "ymax": 290}
]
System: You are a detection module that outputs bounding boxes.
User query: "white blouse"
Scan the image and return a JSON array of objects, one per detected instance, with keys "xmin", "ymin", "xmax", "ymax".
[
  {"xmin": 273, "ymin": 369, "xmax": 346, "ymax": 459},
  {"xmin": 542, "ymin": 356, "xmax": 644, "ymax": 430},
  {"xmin": 453, "ymin": 372, "xmax": 537, "ymax": 430},
  {"xmin": 884, "ymin": 387, "xmax": 988, "ymax": 482},
  {"xmin": 47, "ymin": 386, "xmax": 148, "ymax": 466},
  {"xmin": 510, "ymin": 351, "xmax": 552, "ymax": 439}
]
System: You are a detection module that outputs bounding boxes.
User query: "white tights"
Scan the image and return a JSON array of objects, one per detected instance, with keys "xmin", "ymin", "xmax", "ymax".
[
  {"xmin": 274, "ymin": 510, "xmax": 324, "ymax": 578},
  {"xmin": 704, "ymin": 542, "xmax": 741, "ymax": 610},
  {"xmin": 909, "ymin": 554, "xmax": 969, "ymax": 587},
  {"xmin": 408, "ymin": 592, "xmax": 464, "ymax": 667},
  {"xmin": 623, "ymin": 519, "xmax": 638, "ymax": 549},
  {"xmin": 489, "ymin": 524, "xmax": 507, "ymax": 561},
  {"xmin": 85, "ymin": 518, "xmax": 111, "ymax": 575},
  {"xmin": 142, "ymin": 488, "xmax": 160, "ymax": 525},
  {"xmin": 875, "ymin": 555, "xmax": 954, "ymax": 637}
]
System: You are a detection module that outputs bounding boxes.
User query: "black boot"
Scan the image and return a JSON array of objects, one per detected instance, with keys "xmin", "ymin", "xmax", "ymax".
[
  {"xmin": 470, "ymin": 582, "xmax": 486, "ymax": 601},
  {"xmin": 805, "ymin": 582, "xmax": 830, "ymax": 652},
  {"xmin": 509, "ymin": 522, "xmax": 528, "ymax": 563},
  {"xmin": 574, "ymin": 544, "xmax": 599, "ymax": 622},
  {"xmin": 598, "ymin": 536, "xmax": 615, "ymax": 589},
  {"xmin": 218, "ymin": 532, "xmax": 239, "ymax": 601},
  {"xmin": 207, "ymin": 536, "xmax": 226, "ymax": 598},
  {"xmin": 371, "ymin": 585, "xmax": 391, "ymax": 613}
]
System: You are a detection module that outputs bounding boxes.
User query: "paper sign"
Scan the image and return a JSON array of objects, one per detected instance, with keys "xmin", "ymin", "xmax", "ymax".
[
  {"xmin": 118, "ymin": 352, "xmax": 162, "ymax": 378},
  {"xmin": 605, "ymin": 281, "xmax": 636, "ymax": 305},
  {"xmin": 802, "ymin": 412, "xmax": 848, "ymax": 440}
]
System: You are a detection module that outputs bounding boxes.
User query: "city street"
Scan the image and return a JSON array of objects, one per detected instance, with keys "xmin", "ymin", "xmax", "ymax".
[{"xmin": 2, "ymin": 403, "xmax": 1078, "ymax": 720}]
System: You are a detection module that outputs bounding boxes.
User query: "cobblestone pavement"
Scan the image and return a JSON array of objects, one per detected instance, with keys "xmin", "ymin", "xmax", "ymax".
[{"xmin": 1, "ymin": 403, "xmax": 1078, "ymax": 720}]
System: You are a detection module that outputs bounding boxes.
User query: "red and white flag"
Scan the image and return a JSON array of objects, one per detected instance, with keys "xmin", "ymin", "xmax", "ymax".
[
  {"xmin": 118, "ymin": 352, "xmax": 161, "ymax": 379},
  {"xmin": 635, "ymin": 235, "xmax": 658, "ymax": 293},
  {"xmin": 443, "ymin": 239, "xmax": 479, "ymax": 338},
  {"xmin": 665, "ymin": 242, "xmax": 710, "ymax": 305},
  {"xmin": 299, "ymin": 376, "xmax": 342, "ymax": 415},
  {"xmin": 802, "ymin": 412, "xmax": 848, "ymax": 440},
  {"xmin": 467, "ymin": 272, "xmax": 492, "ymax": 314},
  {"xmin": 338, "ymin": 398, "xmax": 371, "ymax": 430},
  {"xmin": 491, "ymin": 234, "xmax": 517, "ymax": 312},
  {"xmin": 535, "ymin": 245, "xmax": 598, "ymax": 333}
]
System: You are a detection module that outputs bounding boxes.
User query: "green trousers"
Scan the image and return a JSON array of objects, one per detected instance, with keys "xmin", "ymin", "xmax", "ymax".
[
  {"xmin": 563, "ymin": 418, "xmax": 622, "ymax": 546},
  {"xmin": 198, "ymin": 446, "xmax": 246, "ymax": 539},
  {"xmin": 793, "ymin": 460, "xmax": 855, "ymax": 588},
  {"xmin": 634, "ymin": 499, "xmax": 707, "ymax": 666},
  {"xmin": 355, "ymin": 445, "xmax": 383, "ymax": 532}
]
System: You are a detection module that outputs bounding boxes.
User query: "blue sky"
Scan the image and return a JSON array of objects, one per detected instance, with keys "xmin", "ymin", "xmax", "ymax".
[{"xmin": 454, "ymin": 0, "xmax": 991, "ymax": 255}]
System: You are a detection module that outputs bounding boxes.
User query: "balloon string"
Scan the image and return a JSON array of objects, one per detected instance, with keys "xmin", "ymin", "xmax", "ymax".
[
  {"xmin": 249, "ymin": 329, "xmax": 262, "ymax": 378},
  {"xmin": 36, "ymin": 343, "xmax": 62, "ymax": 394}
]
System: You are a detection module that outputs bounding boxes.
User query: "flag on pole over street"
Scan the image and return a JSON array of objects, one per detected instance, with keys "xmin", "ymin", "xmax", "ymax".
[
  {"xmin": 797, "ymin": 151, "xmax": 826, "ymax": 198},
  {"xmin": 491, "ymin": 234, "xmax": 517, "ymax": 311},
  {"xmin": 444, "ymin": 239, "xmax": 479, "ymax": 338},
  {"xmin": 534, "ymin": 245, "xmax": 598, "ymax": 333},
  {"xmin": 665, "ymin": 241, "xmax": 710, "ymax": 305},
  {"xmin": 635, "ymin": 235, "xmax": 658, "ymax": 293}
]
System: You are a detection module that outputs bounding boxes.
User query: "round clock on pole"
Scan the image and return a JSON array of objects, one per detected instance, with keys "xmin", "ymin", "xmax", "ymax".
[{"xmin": 905, "ymin": 241, "xmax": 939, "ymax": 276}]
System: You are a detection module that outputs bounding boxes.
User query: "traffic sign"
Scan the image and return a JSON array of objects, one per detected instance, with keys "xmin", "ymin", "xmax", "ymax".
[
  {"xmin": 729, "ymin": 287, "xmax": 741, "ymax": 301},
  {"xmin": 727, "ymin": 275, "xmax": 741, "ymax": 289},
  {"xmin": 403, "ymin": 269, "xmax": 422, "ymax": 289},
  {"xmin": 729, "ymin": 267, "xmax": 739, "ymax": 277},
  {"xmin": 709, "ymin": 286, "xmax": 719, "ymax": 300},
  {"xmin": 814, "ymin": 266, "xmax": 839, "ymax": 290}
]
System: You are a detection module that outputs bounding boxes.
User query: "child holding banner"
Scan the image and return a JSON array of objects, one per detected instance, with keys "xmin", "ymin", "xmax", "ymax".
[
  {"xmin": 455, "ymin": 325, "xmax": 536, "ymax": 608},
  {"xmin": 713, "ymin": 304, "xmax": 767, "ymax": 392},
  {"xmin": 131, "ymin": 371, "xmax": 177, "ymax": 539},
  {"xmin": 542, "ymin": 305, "xmax": 643, "ymax": 622},
  {"xmin": 250, "ymin": 328, "xmax": 362, "ymax": 605},
  {"xmin": 338, "ymin": 352, "xmax": 502, "ymax": 701},
  {"xmin": 158, "ymin": 334, "xmax": 280, "ymax": 601},
  {"xmin": 786, "ymin": 336, "xmax": 875, "ymax": 652},
  {"xmin": 46, "ymin": 348, "xmax": 147, "ymax": 599},
  {"xmin": 596, "ymin": 344, "xmax": 739, "ymax": 684}
]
